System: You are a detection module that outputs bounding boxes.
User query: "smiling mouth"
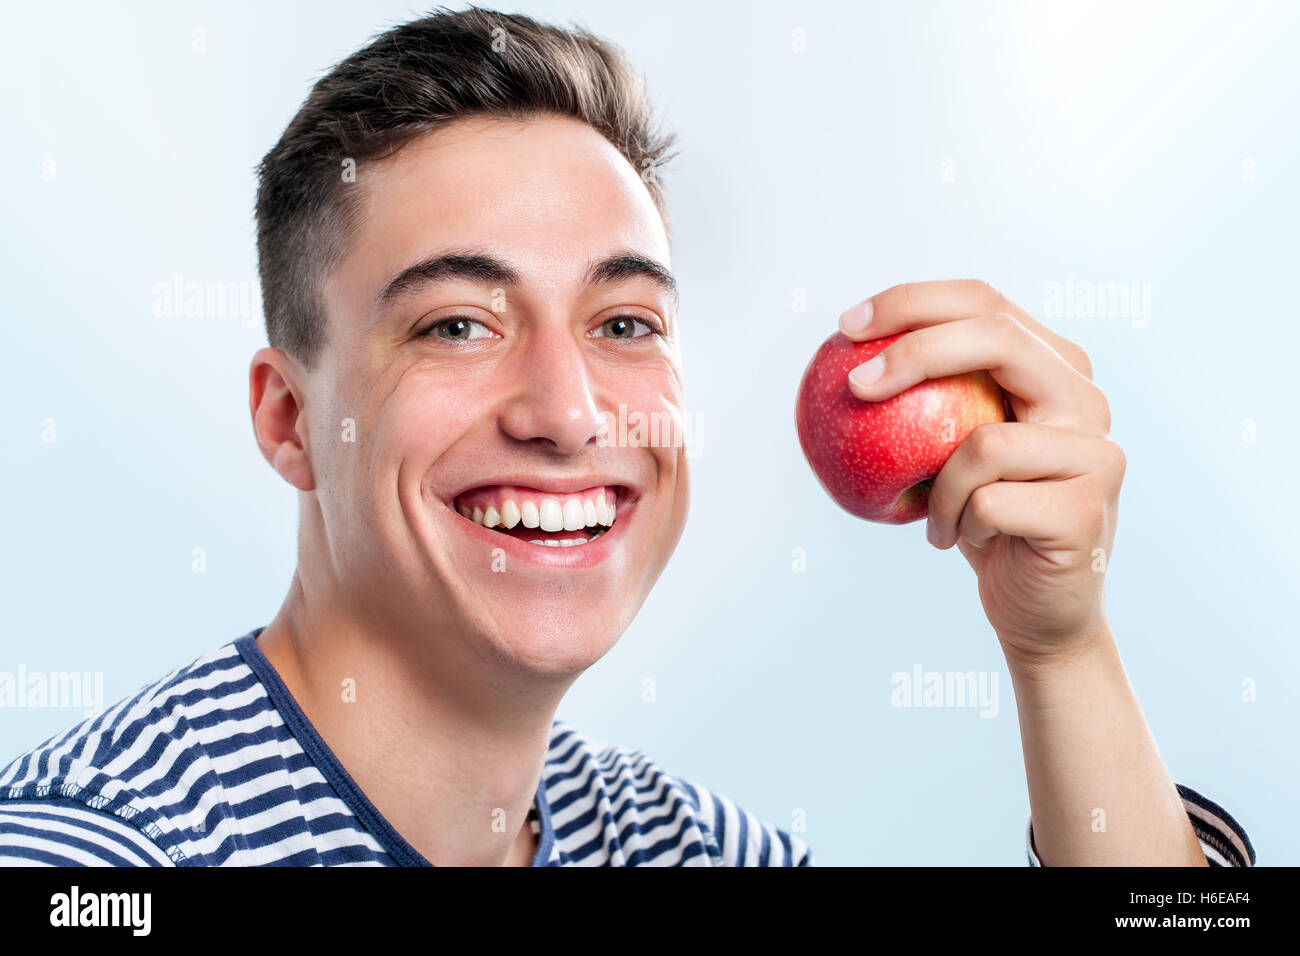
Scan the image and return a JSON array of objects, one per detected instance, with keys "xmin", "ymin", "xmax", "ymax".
[{"xmin": 451, "ymin": 484, "xmax": 624, "ymax": 547}]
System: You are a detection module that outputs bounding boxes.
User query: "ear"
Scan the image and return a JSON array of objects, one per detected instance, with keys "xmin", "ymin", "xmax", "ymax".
[{"xmin": 249, "ymin": 347, "xmax": 315, "ymax": 492}]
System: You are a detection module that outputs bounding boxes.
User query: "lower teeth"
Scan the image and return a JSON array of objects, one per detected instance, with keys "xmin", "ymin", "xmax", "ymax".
[{"xmin": 527, "ymin": 527, "xmax": 608, "ymax": 548}]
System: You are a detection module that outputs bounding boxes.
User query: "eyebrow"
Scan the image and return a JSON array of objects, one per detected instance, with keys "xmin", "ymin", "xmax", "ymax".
[{"xmin": 374, "ymin": 249, "xmax": 679, "ymax": 312}]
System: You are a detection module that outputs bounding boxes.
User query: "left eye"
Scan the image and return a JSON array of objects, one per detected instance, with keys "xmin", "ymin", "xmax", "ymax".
[
  {"xmin": 425, "ymin": 317, "xmax": 495, "ymax": 342},
  {"xmin": 594, "ymin": 316, "xmax": 658, "ymax": 340}
]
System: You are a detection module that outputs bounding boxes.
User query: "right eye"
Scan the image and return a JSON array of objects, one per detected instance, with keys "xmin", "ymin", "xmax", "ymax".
[{"xmin": 423, "ymin": 316, "xmax": 496, "ymax": 342}]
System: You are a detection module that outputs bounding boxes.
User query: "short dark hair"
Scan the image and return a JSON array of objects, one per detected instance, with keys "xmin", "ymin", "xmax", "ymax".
[{"xmin": 254, "ymin": 5, "xmax": 679, "ymax": 368}]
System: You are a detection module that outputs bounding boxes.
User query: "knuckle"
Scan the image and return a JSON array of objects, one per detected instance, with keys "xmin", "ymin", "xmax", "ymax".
[
  {"xmin": 1076, "ymin": 469, "xmax": 1113, "ymax": 528},
  {"xmin": 1049, "ymin": 331, "xmax": 1093, "ymax": 380},
  {"xmin": 964, "ymin": 422, "xmax": 1008, "ymax": 469},
  {"xmin": 1088, "ymin": 381, "xmax": 1112, "ymax": 433},
  {"xmin": 991, "ymin": 310, "xmax": 1027, "ymax": 343},
  {"xmin": 969, "ymin": 279, "xmax": 1004, "ymax": 308},
  {"xmin": 967, "ymin": 484, "xmax": 998, "ymax": 526},
  {"xmin": 1071, "ymin": 343, "xmax": 1095, "ymax": 379},
  {"xmin": 1105, "ymin": 439, "xmax": 1127, "ymax": 479}
]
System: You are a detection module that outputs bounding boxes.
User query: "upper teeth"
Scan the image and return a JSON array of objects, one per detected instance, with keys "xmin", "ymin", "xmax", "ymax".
[{"xmin": 456, "ymin": 489, "xmax": 617, "ymax": 531}]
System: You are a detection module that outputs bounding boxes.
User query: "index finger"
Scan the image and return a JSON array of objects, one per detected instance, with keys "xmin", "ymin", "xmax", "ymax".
[{"xmin": 839, "ymin": 279, "xmax": 1093, "ymax": 380}]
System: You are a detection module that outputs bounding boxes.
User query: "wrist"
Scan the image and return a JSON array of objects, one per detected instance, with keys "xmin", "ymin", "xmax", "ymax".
[{"xmin": 999, "ymin": 620, "xmax": 1121, "ymax": 687}]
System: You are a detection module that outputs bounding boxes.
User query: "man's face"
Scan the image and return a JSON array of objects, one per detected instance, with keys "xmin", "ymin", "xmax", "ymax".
[{"xmin": 306, "ymin": 113, "xmax": 689, "ymax": 677}]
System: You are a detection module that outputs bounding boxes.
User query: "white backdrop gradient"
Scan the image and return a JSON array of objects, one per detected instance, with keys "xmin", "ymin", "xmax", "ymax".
[{"xmin": 1, "ymin": 0, "xmax": 1295, "ymax": 864}]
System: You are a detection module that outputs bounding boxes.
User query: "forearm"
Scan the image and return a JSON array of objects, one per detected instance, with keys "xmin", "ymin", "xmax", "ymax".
[{"xmin": 1009, "ymin": 625, "xmax": 1207, "ymax": 866}]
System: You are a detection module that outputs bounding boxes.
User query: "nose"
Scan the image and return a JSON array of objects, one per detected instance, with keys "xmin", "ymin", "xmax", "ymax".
[{"xmin": 498, "ymin": 325, "xmax": 604, "ymax": 456}]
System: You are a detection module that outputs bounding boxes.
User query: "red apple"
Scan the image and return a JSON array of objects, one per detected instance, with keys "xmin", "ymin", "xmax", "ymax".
[{"xmin": 795, "ymin": 331, "xmax": 1008, "ymax": 523}]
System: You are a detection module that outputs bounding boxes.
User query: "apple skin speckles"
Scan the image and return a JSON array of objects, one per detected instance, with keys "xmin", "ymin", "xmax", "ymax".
[{"xmin": 794, "ymin": 331, "xmax": 1008, "ymax": 523}]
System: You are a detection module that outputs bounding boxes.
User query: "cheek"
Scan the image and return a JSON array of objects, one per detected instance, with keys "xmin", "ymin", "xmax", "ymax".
[
  {"xmin": 597, "ymin": 352, "xmax": 685, "ymax": 419},
  {"xmin": 315, "ymin": 357, "xmax": 469, "ymax": 502},
  {"xmin": 628, "ymin": 370, "xmax": 686, "ymax": 448},
  {"xmin": 348, "ymin": 377, "xmax": 471, "ymax": 556},
  {"xmin": 372, "ymin": 379, "xmax": 473, "ymax": 472},
  {"xmin": 600, "ymin": 368, "xmax": 690, "ymax": 491}
]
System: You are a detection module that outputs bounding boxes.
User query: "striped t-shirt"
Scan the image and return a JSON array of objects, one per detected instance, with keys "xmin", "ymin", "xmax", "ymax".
[{"xmin": 0, "ymin": 629, "xmax": 1253, "ymax": 867}]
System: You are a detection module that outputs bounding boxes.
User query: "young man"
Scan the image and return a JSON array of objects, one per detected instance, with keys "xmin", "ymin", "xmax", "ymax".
[{"xmin": 0, "ymin": 7, "xmax": 1253, "ymax": 867}]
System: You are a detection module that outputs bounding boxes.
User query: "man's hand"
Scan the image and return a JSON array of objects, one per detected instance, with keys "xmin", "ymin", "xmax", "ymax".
[
  {"xmin": 838, "ymin": 279, "xmax": 1125, "ymax": 670},
  {"xmin": 837, "ymin": 279, "xmax": 1206, "ymax": 865}
]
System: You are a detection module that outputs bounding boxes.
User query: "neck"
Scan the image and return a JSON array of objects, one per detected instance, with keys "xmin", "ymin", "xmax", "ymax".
[{"xmin": 257, "ymin": 569, "xmax": 570, "ymax": 866}]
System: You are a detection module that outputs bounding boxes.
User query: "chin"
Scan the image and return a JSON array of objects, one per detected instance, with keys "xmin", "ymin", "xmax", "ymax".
[
  {"xmin": 474, "ymin": 603, "xmax": 632, "ymax": 678},
  {"xmin": 404, "ymin": 467, "xmax": 683, "ymax": 679}
]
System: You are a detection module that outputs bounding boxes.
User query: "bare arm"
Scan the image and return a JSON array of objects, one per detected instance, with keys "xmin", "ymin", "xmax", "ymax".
[
  {"xmin": 838, "ymin": 280, "xmax": 1219, "ymax": 866},
  {"xmin": 1010, "ymin": 625, "xmax": 1205, "ymax": 865}
]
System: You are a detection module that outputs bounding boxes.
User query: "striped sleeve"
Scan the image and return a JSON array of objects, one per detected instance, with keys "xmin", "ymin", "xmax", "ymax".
[
  {"xmin": 676, "ymin": 778, "xmax": 814, "ymax": 866},
  {"xmin": 0, "ymin": 800, "xmax": 175, "ymax": 867},
  {"xmin": 1026, "ymin": 784, "xmax": 1255, "ymax": 867}
]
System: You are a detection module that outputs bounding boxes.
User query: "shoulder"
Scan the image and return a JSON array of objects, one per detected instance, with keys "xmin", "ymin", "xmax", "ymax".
[
  {"xmin": 0, "ymin": 799, "xmax": 175, "ymax": 866},
  {"xmin": 0, "ymin": 639, "xmax": 260, "ymax": 865},
  {"xmin": 543, "ymin": 720, "xmax": 814, "ymax": 867}
]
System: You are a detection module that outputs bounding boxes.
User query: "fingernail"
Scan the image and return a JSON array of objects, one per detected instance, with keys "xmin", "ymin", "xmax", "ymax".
[
  {"xmin": 849, "ymin": 354, "xmax": 885, "ymax": 388},
  {"xmin": 840, "ymin": 301, "xmax": 873, "ymax": 336}
]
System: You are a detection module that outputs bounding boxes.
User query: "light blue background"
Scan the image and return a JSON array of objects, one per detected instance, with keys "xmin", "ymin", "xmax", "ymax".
[{"xmin": 2, "ymin": 0, "xmax": 1295, "ymax": 865}]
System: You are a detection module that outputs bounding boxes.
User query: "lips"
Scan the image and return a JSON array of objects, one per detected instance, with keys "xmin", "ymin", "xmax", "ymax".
[{"xmin": 450, "ymin": 483, "xmax": 626, "ymax": 548}]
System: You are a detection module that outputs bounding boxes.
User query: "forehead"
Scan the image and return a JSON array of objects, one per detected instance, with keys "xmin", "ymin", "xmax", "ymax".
[{"xmin": 336, "ymin": 114, "xmax": 669, "ymax": 301}]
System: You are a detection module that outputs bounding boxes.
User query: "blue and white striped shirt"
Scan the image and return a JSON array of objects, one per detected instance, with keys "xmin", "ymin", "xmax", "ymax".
[{"xmin": 0, "ymin": 628, "xmax": 1253, "ymax": 866}]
